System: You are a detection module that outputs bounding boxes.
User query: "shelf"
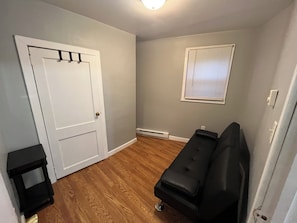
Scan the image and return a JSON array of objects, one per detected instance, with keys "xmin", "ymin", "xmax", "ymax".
[
  {"xmin": 7, "ymin": 144, "xmax": 54, "ymax": 218},
  {"xmin": 21, "ymin": 182, "xmax": 54, "ymax": 210},
  {"xmin": 7, "ymin": 144, "xmax": 47, "ymax": 176}
]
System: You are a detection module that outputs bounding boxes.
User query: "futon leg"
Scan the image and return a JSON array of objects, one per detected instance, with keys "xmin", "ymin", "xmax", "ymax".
[{"xmin": 155, "ymin": 200, "xmax": 164, "ymax": 212}]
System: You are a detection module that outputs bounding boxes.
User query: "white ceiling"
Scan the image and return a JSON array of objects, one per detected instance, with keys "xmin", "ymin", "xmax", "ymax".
[{"xmin": 41, "ymin": 0, "xmax": 293, "ymax": 41}]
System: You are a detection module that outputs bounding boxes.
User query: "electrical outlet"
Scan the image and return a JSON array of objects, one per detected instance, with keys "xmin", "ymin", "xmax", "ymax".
[
  {"xmin": 201, "ymin": 125, "xmax": 206, "ymax": 130},
  {"xmin": 254, "ymin": 209, "xmax": 269, "ymax": 222}
]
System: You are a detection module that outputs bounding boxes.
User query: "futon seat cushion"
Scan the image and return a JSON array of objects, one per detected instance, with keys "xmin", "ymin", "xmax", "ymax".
[{"xmin": 164, "ymin": 130, "xmax": 217, "ymax": 195}]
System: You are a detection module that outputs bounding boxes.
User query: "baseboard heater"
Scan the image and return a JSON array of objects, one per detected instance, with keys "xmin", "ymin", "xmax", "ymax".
[{"xmin": 136, "ymin": 128, "xmax": 169, "ymax": 139}]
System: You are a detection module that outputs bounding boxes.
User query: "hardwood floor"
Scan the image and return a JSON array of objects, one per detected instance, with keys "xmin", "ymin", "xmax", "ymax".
[{"xmin": 38, "ymin": 136, "xmax": 194, "ymax": 223}]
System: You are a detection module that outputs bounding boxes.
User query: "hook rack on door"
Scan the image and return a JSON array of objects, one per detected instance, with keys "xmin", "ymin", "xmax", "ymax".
[{"xmin": 57, "ymin": 50, "xmax": 82, "ymax": 63}]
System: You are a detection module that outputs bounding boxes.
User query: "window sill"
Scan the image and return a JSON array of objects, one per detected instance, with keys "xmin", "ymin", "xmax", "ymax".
[{"xmin": 180, "ymin": 98, "xmax": 226, "ymax": 105}]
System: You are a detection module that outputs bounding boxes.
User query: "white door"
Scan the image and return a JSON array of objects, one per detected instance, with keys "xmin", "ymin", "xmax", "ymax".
[{"xmin": 29, "ymin": 47, "xmax": 107, "ymax": 179}]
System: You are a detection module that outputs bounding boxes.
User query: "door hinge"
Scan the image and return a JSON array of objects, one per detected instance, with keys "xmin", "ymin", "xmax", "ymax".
[{"xmin": 253, "ymin": 209, "xmax": 269, "ymax": 222}]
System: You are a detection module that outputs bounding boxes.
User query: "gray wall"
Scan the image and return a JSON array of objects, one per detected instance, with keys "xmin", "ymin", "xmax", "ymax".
[
  {"xmin": 0, "ymin": 0, "xmax": 136, "ymax": 152},
  {"xmin": 238, "ymin": 6, "xmax": 292, "ymax": 151},
  {"xmin": 137, "ymin": 29, "xmax": 257, "ymax": 137},
  {"xmin": 0, "ymin": 132, "xmax": 19, "ymax": 221},
  {"xmin": 249, "ymin": 2, "xmax": 297, "ymax": 214},
  {"xmin": 0, "ymin": 0, "xmax": 136, "ymax": 218}
]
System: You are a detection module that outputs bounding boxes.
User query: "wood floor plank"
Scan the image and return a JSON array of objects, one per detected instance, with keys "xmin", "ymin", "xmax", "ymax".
[{"xmin": 38, "ymin": 136, "xmax": 193, "ymax": 223}]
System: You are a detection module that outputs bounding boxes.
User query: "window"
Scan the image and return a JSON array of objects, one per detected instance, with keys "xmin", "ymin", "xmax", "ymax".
[{"xmin": 181, "ymin": 44, "xmax": 235, "ymax": 104}]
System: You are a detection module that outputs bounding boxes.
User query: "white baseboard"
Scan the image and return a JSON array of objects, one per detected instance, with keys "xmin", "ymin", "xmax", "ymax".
[
  {"xmin": 169, "ymin": 135, "xmax": 189, "ymax": 143},
  {"xmin": 106, "ymin": 136, "xmax": 187, "ymax": 158},
  {"xmin": 107, "ymin": 138, "xmax": 137, "ymax": 157},
  {"xmin": 20, "ymin": 215, "xmax": 26, "ymax": 223}
]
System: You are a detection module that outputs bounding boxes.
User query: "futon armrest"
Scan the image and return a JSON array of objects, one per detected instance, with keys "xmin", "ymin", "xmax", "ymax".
[
  {"xmin": 161, "ymin": 169, "xmax": 200, "ymax": 198},
  {"xmin": 195, "ymin": 129, "xmax": 218, "ymax": 140}
]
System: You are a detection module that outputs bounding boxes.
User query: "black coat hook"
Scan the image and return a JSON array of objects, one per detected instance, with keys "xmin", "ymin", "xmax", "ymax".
[
  {"xmin": 58, "ymin": 50, "xmax": 62, "ymax": 62},
  {"xmin": 69, "ymin": 52, "xmax": 73, "ymax": 63},
  {"xmin": 78, "ymin": 53, "xmax": 82, "ymax": 63}
]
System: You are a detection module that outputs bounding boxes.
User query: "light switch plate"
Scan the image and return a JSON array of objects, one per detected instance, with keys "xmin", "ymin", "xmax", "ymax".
[
  {"xmin": 267, "ymin": 90, "xmax": 279, "ymax": 107},
  {"xmin": 269, "ymin": 121, "xmax": 278, "ymax": 144}
]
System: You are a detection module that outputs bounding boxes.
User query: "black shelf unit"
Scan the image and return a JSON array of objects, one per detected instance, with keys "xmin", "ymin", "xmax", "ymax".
[{"xmin": 7, "ymin": 144, "xmax": 54, "ymax": 218}]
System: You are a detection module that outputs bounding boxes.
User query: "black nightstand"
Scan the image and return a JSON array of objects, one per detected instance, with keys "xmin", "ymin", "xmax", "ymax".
[{"xmin": 7, "ymin": 144, "xmax": 54, "ymax": 218}]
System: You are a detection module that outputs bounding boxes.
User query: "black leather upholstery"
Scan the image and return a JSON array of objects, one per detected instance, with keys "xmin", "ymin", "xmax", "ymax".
[
  {"xmin": 210, "ymin": 122, "xmax": 240, "ymax": 163},
  {"xmin": 198, "ymin": 146, "xmax": 240, "ymax": 221},
  {"xmin": 161, "ymin": 169, "xmax": 200, "ymax": 197},
  {"xmin": 168, "ymin": 131, "xmax": 217, "ymax": 188},
  {"xmin": 154, "ymin": 122, "xmax": 250, "ymax": 222},
  {"xmin": 195, "ymin": 129, "xmax": 218, "ymax": 140}
]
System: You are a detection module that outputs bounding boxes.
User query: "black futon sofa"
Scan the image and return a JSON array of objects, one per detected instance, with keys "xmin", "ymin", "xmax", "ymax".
[{"xmin": 154, "ymin": 122, "xmax": 250, "ymax": 223}]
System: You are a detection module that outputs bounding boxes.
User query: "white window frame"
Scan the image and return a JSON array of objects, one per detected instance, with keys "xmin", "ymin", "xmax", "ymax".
[{"xmin": 181, "ymin": 44, "xmax": 235, "ymax": 104}]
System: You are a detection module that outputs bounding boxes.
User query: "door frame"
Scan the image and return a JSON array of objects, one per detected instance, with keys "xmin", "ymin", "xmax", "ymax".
[
  {"xmin": 271, "ymin": 109, "xmax": 297, "ymax": 222},
  {"xmin": 14, "ymin": 35, "xmax": 108, "ymax": 183},
  {"xmin": 247, "ymin": 65, "xmax": 297, "ymax": 222}
]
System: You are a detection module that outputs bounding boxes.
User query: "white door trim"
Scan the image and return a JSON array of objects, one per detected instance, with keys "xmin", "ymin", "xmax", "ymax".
[
  {"xmin": 271, "ymin": 118, "xmax": 297, "ymax": 222},
  {"xmin": 247, "ymin": 65, "xmax": 297, "ymax": 222},
  {"xmin": 14, "ymin": 35, "xmax": 108, "ymax": 183}
]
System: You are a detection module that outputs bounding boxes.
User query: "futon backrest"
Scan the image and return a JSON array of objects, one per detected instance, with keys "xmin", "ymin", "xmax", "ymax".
[
  {"xmin": 238, "ymin": 130, "xmax": 250, "ymax": 223},
  {"xmin": 210, "ymin": 122, "xmax": 240, "ymax": 163},
  {"xmin": 198, "ymin": 122, "xmax": 241, "ymax": 221}
]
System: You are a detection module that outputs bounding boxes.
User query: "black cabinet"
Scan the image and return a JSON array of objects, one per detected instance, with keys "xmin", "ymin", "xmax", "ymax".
[{"xmin": 7, "ymin": 144, "xmax": 54, "ymax": 218}]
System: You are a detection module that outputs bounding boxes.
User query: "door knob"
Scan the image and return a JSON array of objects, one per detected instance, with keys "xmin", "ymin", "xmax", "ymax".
[{"xmin": 95, "ymin": 112, "xmax": 100, "ymax": 117}]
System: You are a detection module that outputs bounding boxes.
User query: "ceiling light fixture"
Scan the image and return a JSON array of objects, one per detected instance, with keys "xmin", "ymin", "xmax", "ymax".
[{"xmin": 141, "ymin": 0, "xmax": 166, "ymax": 10}]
